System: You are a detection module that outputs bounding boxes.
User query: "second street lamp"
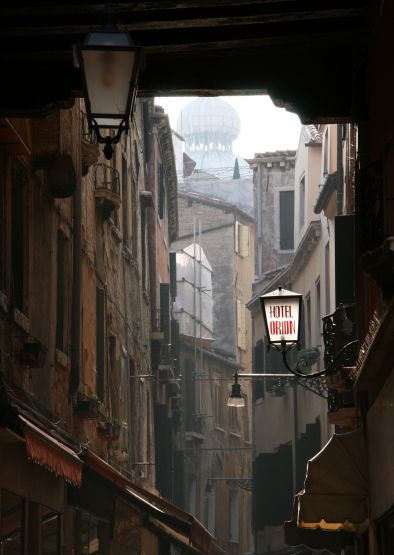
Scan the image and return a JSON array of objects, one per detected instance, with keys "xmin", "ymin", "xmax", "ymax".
[{"xmin": 228, "ymin": 287, "xmax": 359, "ymax": 406}]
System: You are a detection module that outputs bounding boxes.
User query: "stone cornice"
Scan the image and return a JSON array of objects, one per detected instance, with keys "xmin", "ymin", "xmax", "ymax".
[{"xmin": 152, "ymin": 111, "xmax": 178, "ymax": 242}]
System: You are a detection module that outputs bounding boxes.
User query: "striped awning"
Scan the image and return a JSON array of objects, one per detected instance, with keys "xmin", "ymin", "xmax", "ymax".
[{"xmin": 20, "ymin": 415, "xmax": 82, "ymax": 487}]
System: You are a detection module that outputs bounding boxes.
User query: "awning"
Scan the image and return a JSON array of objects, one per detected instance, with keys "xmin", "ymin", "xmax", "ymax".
[
  {"xmin": 84, "ymin": 449, "xmax": 128, "ymax": 489},
  {"xmin": 84, "ymin": 450, "xmax": 216, "ymax": 555},
  {"xmin": 20, "ymin": 415, "xmax": 83, "ymax": 486},
  {"xmin": 285, "ymin": 494, "xmax": 353, "ymax": 554},
  {"xmin": 297, "ymin": 429, "xmax": 368, "ymax": 532},
  {"xmin": 148, "ymin": 518, "xmax": 200, "ymax": 554}
]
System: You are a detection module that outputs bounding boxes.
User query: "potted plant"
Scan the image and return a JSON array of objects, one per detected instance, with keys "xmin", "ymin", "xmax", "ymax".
[
  {"xmin": 76, "ymin": 393, "xmax": 100, "ymax": 419},
  {"xmin": 97, "ymin": 419, "xmax": 125, "ymax": 441}
]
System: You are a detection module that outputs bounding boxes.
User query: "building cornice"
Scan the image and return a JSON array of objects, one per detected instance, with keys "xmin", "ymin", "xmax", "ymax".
[
  {"xmin": 153, "ymin": 110, "xmax": 179, "ymax": 242},
  {"xmin": 314, "ymin": 172, "xmax": 337, "ymax": 214}
]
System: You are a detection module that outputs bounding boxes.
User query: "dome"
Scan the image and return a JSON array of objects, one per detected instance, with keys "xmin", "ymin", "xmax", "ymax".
[{"xmin": 176, "ymin": 97, "xmax": 241, "ymax": 153}]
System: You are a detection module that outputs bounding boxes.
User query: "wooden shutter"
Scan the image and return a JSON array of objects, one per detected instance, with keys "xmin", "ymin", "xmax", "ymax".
[{"xmin": 96, "ymin": 287, "xmax": 105, "ymax": 401}]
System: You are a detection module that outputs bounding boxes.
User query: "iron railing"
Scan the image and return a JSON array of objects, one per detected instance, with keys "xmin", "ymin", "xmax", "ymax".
[{"xmin": 94, "ymin": 164, "xmax": 120, "ymax": 196}]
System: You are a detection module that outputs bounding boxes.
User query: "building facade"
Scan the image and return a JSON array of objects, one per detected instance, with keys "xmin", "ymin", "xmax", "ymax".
[
  {"xmin": 0, "ymin": 100, "xmax": 221, "ymax": 555},
  {"xmin": 170, "ymin": 189, "xmax": 254, "ymax": 555},
  {"xmin": 248, "ymin": 132, "xmax": 352, "ymax": 554}
]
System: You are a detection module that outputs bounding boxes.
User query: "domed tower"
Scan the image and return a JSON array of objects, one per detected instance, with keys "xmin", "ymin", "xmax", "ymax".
[{"xmin": 176, "ymin": 97, "xmax": 249, "ymax": 178}]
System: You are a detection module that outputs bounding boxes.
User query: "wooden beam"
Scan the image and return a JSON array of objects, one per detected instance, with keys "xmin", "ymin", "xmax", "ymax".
[{"xmin": 0, "ymin": 8, "xmax": 365, "ymax": 37}]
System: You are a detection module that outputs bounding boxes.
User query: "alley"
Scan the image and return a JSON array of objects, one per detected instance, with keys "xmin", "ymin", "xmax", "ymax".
[{"xmin": 0, "ymin": 2, "xmax": 394, "ymax": 555}]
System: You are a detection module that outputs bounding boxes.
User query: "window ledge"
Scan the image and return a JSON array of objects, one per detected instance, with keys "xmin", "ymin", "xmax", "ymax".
[
  {"xmin": 55, "ymin": 349, "xmax": 70, "ymax": 370},
  {"xmin": 0, "ymin": 290, "xmax": 9, "ymax": 314},
  {"xmin": 109, "ymin": 221, "xmax": 122, "ymax": 244},
  {"xmin": 13, "ymin": 308, "xmax": 30, "ymax": 334},
  {"xmin": 122, "ymin": 245, "xmax": 133, "ymax": 264}
]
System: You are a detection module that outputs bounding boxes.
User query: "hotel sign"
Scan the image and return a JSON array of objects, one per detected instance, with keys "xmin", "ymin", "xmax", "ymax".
[{"xmin": 260, "ymin": 287, "xmax": 302, "ymax": 345}]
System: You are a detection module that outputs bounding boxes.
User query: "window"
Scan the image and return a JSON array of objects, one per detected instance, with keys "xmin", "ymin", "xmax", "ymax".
[
  {"xmin": 56, "ymin": 231, "xmax": 67, "ymax": 352},
  {"xmin": 207, "ymin": 483, "xmax": 216, "ymax": 536},
  {"xmin": 316, "ymin": 279, "xmax": 321, "ymax": 343},
  {"xmin": 160, "ymin": 283, "xmax": 170, "ymax": 345},
  {"xmin": 108, "ymin": 336, "xmax": 117, "ymax": 415},
  {"xmin": 76, "ymin": 511, "xmax": 100, "ymax": 554},
  {"xmin": 236, "ymin": 299, "xmax": 246, "ymax": 351},
  {"xmin": 229, "ymin": 490, "xmax": 239, "ymax": 543},
  {"xmin": 188, "ymin": 479, "xmax": 197, "ymax": 517},
  {"xmin": 299, "ymin": 175, "xmax": 305, "ymax": 229},
  {"xmin": 41, "ymin": 505, "xmax": 61, "ymax": 555},
  {"xmin": 96, "ymin": 287, "xmax": 105, "ymax": 401},
  {"xmin": 157, "ymin": 162, "xmax": 165, "ymax": 220},
  {"xmin": 1, "ymin": 489, "xmax": 25, "ymax": 554},
  {"xmin": 141, "ymin": 208, "xmax": 147, "ymax": 288},
  {"xmin": 121, "ymin": 156, "xmax": 129, "ymax": 243},
  {"xmin": 243, "ymin": 395, "xmax": 250, "ymax": 442},
  {"xmin": 325, "ymin": 242, "xmax": 331, "ymax": 313},
  {"xmin": 131, "ymin": 178, "xmax": 138, "ymax": 256},
  {"xmin": 323, "ymin": 128, "xmax": 329, "ymax": 176},
  {"xmin": 120, "ymin": 353, "xmax": 130, "ymax": 452},
  {"xmin": 235, "ymin": 222, "xmax": 249, "ymax": 257},
  {"xmin": 11, "ymin": 162, "xmax": 27, "ymax": 311},
  {"xmin": 214, "ymin": 381, "xmax": 225, "ymax": 429},
  {"xmin": 0, "ymin": 151, "xmax": 6, "ymax": 291},
  {"xmin": 306, "ymin": 293, "xmax": 312, "ymax": 346},
  {"xmin": 279, "ymin": 190, "xmax": 294, "ymax": 250}
]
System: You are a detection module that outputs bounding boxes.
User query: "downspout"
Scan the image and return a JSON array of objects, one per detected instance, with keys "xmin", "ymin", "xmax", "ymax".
[{"xmin": 336, "ymin": 124, "xmax": 344, "ymax": 216}]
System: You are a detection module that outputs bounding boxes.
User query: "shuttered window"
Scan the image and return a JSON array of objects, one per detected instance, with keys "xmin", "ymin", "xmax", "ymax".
[
  {"xmin": 279, "ymin": 190, "xmax": 294, "ymax": 250},
  {"xmin": 11, "ymin": 163, "xmax": 26, "ymax": 310},
  {"xmin": 237, "ymin": 299, "xmax": 246, "ymax": 351},
  {"xmin": 235, "ymin": 222, "xmax": 250, "ymax": 257},
  {"xmin": 96, "ymin": 287, "xmax": 105, "ymax": 401},
  {"xmin": 0, "ymin": 151, "xmax": 6, "ymax": 291},
  {"xmin": 56, "ymin": 231, "xmax": 66, "ymax": 351}
]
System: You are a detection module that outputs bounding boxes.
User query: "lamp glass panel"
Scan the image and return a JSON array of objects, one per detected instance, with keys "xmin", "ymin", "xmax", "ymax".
[
  {"xmin": 227, "ymin": 396, "xmax": 245, "ymax": 408},
  {"xmin": 82, "ymin": 48, "xmax": 136, "ymax": 124},
  {"xmin": 263, "ymin": 296, "xmax": 300, "ymax": 343}
]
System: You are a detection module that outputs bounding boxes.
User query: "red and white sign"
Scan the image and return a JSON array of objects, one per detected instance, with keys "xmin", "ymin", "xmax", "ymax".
[{"xmin": 261, "ymin": 288, "xmax": 301, "ymax": 344}]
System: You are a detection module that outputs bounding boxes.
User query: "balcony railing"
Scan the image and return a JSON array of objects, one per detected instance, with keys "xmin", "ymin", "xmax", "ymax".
[
  {"xmin": 322, "ymin": 304, "xmax": 356, "ymax": 375},
  {"xmin": 94, "ymin": 163, "xmax": 120, "ymax": 196},
  {"xmin": 322, "ymin": 304, "xmax": 359, "ymax": 429},
  {"xmin": 94, "ymin": 164, "xmax": 121, "ymax": 219}
]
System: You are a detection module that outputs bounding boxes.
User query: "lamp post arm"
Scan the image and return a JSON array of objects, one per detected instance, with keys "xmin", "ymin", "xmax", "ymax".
[{"xmin": 281, "ymin": 339, "xmax": 359, "ymax": 378}]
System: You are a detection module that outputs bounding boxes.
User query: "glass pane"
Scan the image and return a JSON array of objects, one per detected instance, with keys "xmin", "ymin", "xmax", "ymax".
[
  {"xmin": 79, "ymin": 513, "xmax": 99, "ymax": 555},
  {"xmin": 0, "ymin": 490, "xmax": 24, "ymax": 555},
  {"xmin": 41, "ymin": 506, "xmax": 60, "ymax": 555},
  {"xmin": 82, "ymin": 49, "xmax": 135, "ymax": 119}
]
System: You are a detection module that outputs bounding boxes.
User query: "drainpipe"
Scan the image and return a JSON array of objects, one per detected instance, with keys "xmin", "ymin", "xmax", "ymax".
[{"xmin": 336, "ymin": 124, "xmax": 344, "ymax": 216}]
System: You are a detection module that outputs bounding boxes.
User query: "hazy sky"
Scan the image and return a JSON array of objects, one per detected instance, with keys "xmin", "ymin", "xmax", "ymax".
[{"xmin": 156, "ymin": 95, "xmax": 302, "ymax": 159}]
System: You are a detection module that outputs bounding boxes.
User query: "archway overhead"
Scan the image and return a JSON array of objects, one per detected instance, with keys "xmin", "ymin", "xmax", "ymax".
[{"xmin": 0, "ymin": 0, "xmax": 377, "ymax": 122}]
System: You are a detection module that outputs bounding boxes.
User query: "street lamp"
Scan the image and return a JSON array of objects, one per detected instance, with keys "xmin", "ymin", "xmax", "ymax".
[
  {"xmin": 260, "ymin": 287, "xmax": 302, "ymax": 348},
  {"xmin": 227, "ymin": 373, "xmax": 245, "ymax": 408},
  {"xmin": 77, "ymin": 9, "xmax": 142, "ymax": 160},
  {"xmin": 227, "ymin": 287, "xmax": 359, "ymax": 406}
]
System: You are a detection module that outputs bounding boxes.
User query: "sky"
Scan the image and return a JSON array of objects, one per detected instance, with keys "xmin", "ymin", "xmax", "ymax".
[{"xmin": 156, "ymin": 95, "xmax": 302, "ymax": 160}]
